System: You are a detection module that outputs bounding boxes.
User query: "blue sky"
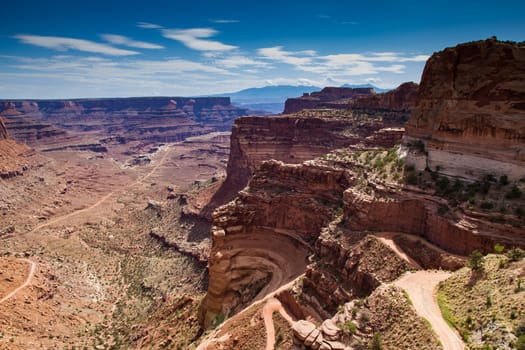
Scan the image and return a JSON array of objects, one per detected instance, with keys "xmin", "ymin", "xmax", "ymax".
[{"xmin": 1, "ymin": 0, "xmax": 524, "ymax": 98}]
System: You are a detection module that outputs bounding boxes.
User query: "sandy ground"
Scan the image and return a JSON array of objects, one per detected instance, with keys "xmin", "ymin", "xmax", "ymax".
[
  {"xmin": 394, "ymin": 271, "xmax": 465, "ymax": 350},
  {"xmin": 0, "ymin": 258, "xmax": 36, "ymax": 304}
]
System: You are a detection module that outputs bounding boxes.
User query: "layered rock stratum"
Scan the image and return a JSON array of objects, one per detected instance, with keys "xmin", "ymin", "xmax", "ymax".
[
  {"xmin": 0, "ymin": 97, "xmax": 248, "ymax": 150},
  {"xmin": 0, "ymin": 115, "xmax": 33, "ymax": 178},
  {"xmin": 405, "ymin": 38, "xmax": 525, "ymax": 180},
  {"xmin": 202, "ymin": 106, "xmax": 409, "ymax": 217},
  {"xmin": 349, "ymin": 82, "xmax": 419, "ymax": 111},
  {"xmin": 198, "ymin": 39, "xmax": 525, "ymax": 348},
  {"xmin": 283, "ymin": 87, "xmax": 375, "ymax": 114}
]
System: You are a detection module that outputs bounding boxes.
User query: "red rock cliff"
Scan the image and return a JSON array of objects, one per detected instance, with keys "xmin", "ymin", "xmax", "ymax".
[
  {"xmin": 0, "ymin": 116, "xmax": 7, "ymax": 139},
  {"xmin": 1, "ymin": 97, "xmax": 249, "ymax": 148},
  {"xmin": 202, "ymin": 111, "xmax": 405, "ymax": 218},
  {"xmin": 350, "ymin": 82, "xmax": 419, "ymax": 111},
  {"xmin": 405, "ymin": 38, "xmax": 525, "ymax": 180},
  {"xmin": 283, "ymin": 87, "xmax": 375, "ymax": 114}
]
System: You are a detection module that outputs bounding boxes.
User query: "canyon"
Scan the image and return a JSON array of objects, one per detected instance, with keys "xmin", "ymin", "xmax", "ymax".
[
  {"xmin": 0, "ymin": 97, "xmax": 248, "ymax": 152},
  {"xmin": 0, "ymin": 38, "xmax": 524, "ymax": 350},
  {"xmin": 198, "ymin": 39, "xmax": 524, "ymax": 350}
]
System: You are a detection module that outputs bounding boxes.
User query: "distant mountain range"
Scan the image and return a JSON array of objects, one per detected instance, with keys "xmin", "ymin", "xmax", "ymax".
[{"xmin": 211, "ymin": 84, "xmax": 391, "ymax": 114}]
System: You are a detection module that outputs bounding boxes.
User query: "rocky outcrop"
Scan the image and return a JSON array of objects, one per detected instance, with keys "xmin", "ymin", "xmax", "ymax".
[
  {"xmin": 202, "ymin": 112, "xmax": 406, "ymax": 217},
  {"xmin": 0, "ymin": 115, "xmax": 33, "ymax": 178},
  {"xmin": 1, "ymin": 97, "xmax": 249, "ymax": 148},
  {"xmin": 405, "ymin": 38, "xmax": 525, "ymax": 180},
  {"xmin": 343, "ymin": 186, "xmax": 525, "ymax": 255},
  {"xmin": 302, "ymin": 235, "xmax": 413, "ymax": 317},
  {"xmin": 199, "ymin": 160, "xmax": 353, "ymax": 327},
  {"xmin": 0, "ymin": 115, "xmax": 8, "ymax": 139},
  {"xmin": 283, "ymin": 87, "xmax": 375, "ymax": 114},
  {"xmin": 350, "ymin": 82, "xmax": 419, "ymax": 111}
]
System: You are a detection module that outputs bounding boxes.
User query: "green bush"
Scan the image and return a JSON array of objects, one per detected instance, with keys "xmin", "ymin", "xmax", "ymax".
[
  {"xmin": 468, "ymin": 250, "xmax": 485, "ymax": 271},
  {"xmin": 494, "ymin": 243, "xmax": 505, "ymax": 254},
  {"xmin": 506, "ymin": 185, "xmax": 522, "ymax": 199},
  {"xmin": 507, "ymin": 247, "xmax": 525, "ymax": 262},
  {"xmin": 340, "ymin": 321, "xmax": 357, "ymax": 335},
  {"xmin": 516, "ymin": 334, "xmax": 525, "ymax": 350},
  {"xmin": 369, "ymin": 333, "xmax": 383, "ymax": 350},
  {"xmin": 499, "ymin": 175, "xmax": 509, "ymax": 186}
]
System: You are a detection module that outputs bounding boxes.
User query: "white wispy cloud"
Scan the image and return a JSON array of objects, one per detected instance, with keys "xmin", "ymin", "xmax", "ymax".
[
  {"xmin": 14, "ymin": 35, "xmax": 138, "ymax": 56},
  {"xmin": 137, "ymin": 22, "xmax": 163, "ymax": 29},
  {"xmin": 162, "ymin": 28, "xmax": 237, "ymax": 51},
  {"xmin": 101, "ymin": 34, "xmax": 164, "ymax": 49},
  {"xmin": 257, "ymin": 46, "xmax": 426, "ymax": 76},
  {"xmin": 7, "ymin": 55, "xmax": 232, "ymax": 76},
  {"xmin": 214, "ymin": 55, "xmax": 271, "ymax": 68},
  {"xmin": 258, "ymin": 46, "xmax": 315, "ymax": 66},
  {"xmin": 210, "ymin": 19, "xmax": 239, "ymax": 24}
]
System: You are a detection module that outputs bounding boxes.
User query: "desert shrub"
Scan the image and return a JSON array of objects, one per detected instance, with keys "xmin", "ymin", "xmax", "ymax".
[
  {"xmin": 468, "ymin": 250, "xmax": 485, "ymax": 271},
  {"xmin": 369, "ymin": 333, "xmax": 383, "ymax": 350},
  {"xmin": 516, "ymin": 335, "xmax": 525, "ymax": 350},
  {"xmin": 406, "ymin": 173, "xmax": 419, "ymax": 185},
  {"xmin": 340, "ymin": 321, "xmax": 357, "ymax": 335},
  {"xmin": 516, "ymin": 321, "xmax": 525, "ymax": 336},
  {"xmin": 494, "ymin": 243, "xmax": 505, "ymax": 254},
  {"xmin": 507, "ymin": 247, "xmax": 525, "ymax": 262},
  {"xmin": 499, "ymin": 175, "xmax": 509, "ymax": 186},
  {"xmin": 506, "ymin": 185, "xmax": 522, "ymax": 199},
  {"xmin": 438, "ymin": 204, "xmax": 449, "ymax": 215},
  {"xmin": 360, "ymin": 310, "xmax": 371, "ymax": 325},
  {"xmin": 481, "ymin": 201, "xmax": 494, "ymax": 210}
]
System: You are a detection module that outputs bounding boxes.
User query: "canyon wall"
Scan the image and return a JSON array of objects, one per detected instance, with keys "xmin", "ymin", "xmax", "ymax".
[
  {"xmin": 200, "ymin": 160, "xmax": 353, "ymax": 326},
  {"xmin": 344, "ymin": 188, "xmax": 524, "ymax": 255},
  {"xmin": 0, "ymin": 97, "xmax": 249, "ymax": 149},
  {"xmin": 405, "ymin": 38, "xmax": 525, "ymax": 180},
  {"xmin": 202, "ymin": 111, "xmax": 405, "ymax": 217},
  {"xmin": 283, "ymin": 87, "xmax": 375, "ymax": 114},
  {"xmin": 0, "ymin": 115, "xmax": 7, "ymax": 139},
  {"xmin": 350, "ymin": 82, "xmax": 419, "ymax": 111},
  {"xmin": 0, "ymin": 115, "xmax": 33, "ymax": 178}
]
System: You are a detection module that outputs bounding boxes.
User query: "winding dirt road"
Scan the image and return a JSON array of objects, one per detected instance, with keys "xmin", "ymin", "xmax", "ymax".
[
  {"xmin": 394, "ymin": 271, "xmax": 465, "ymax": 350},
  {"xmin": 375, "ymin": 233, "xmax": 465, "ymax": 350},
  {"xmin": 262, "ymin": 298, "xmax": 294, "ymax": 350},
  {"xmin": 0, "ymin": 258, "xmax": 36, "ymax": 304}
]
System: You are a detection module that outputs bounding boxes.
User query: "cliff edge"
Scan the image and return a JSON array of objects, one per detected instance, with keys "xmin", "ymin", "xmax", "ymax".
[{"xmin": 405, "ymin": 38, "xmax": 525, "ymax": 180}]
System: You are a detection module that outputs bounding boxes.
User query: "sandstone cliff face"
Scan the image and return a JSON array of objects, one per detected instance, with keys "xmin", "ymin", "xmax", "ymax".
[
  {"xmin": 350, "ymin": 82, "xmax": 419, "ymax": 111},
  {"xmin": 0, "ymin": 115, "xmax": 33, "ymax": 178},
  {"xmin": 0, "ymin": 115, "xmax": 8, "ymax": 140},
  {"xmin": 1, "ymin": 97, "xmax": 248, "ymax": 148},
  {"xmin": 343, "ymin": 187, "xmax": 524, "ymax": 255},
  {"xmin": 283, "ymin": 87, "xmax": 374, "ymax": 114},
  {"xmin": 202, "ymin": 112, "xmax": 405, "ymax": 217},
  {"xmin": 200, "ymin": 160, "xmax": 353, "ymax": 327},
  {"xmin": 405, "ymin": 39, "xmax": 525, "ymax": 180}
]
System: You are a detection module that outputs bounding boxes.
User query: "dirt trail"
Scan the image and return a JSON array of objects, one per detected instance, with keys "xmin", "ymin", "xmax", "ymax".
[
  {"xmin": 375, "ymin": 232, "xmax": 423, "ymax": 269},
  {"xmin": 394, "ymin": 271, "xmax": 465, "ymax": 350},
  {"xmin": 0, "ymin": 258, "xmax": 36, "ymax": 304},
  {"xmin": 262, "ymin": 298, "xmax": 294, "ymax": 350},
  {"xmin": 29, "ymin": 146, "xmax": 172, "ymax": 233}
]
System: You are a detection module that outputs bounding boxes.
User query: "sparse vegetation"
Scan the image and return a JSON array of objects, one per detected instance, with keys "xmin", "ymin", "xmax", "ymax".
[
  {"xmin": 507, "ymin": 247, "xmax": 525, "ymax": 262},
  {"xmin": 438, "ymin": 255, "xmax": 525, "ymax": 349},
  {"xmin": 369, "ymin": 333, "xmax": 383, "ymax": 350},
  {"xmin": 468, "ymin": 250, "xmax": 485, "ymax": 271}
]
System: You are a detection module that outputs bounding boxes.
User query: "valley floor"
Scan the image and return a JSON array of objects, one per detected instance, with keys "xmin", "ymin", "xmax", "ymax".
[{"xmin": 0, "ymin": 136, "xmax": 227, "ymax": 349}]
